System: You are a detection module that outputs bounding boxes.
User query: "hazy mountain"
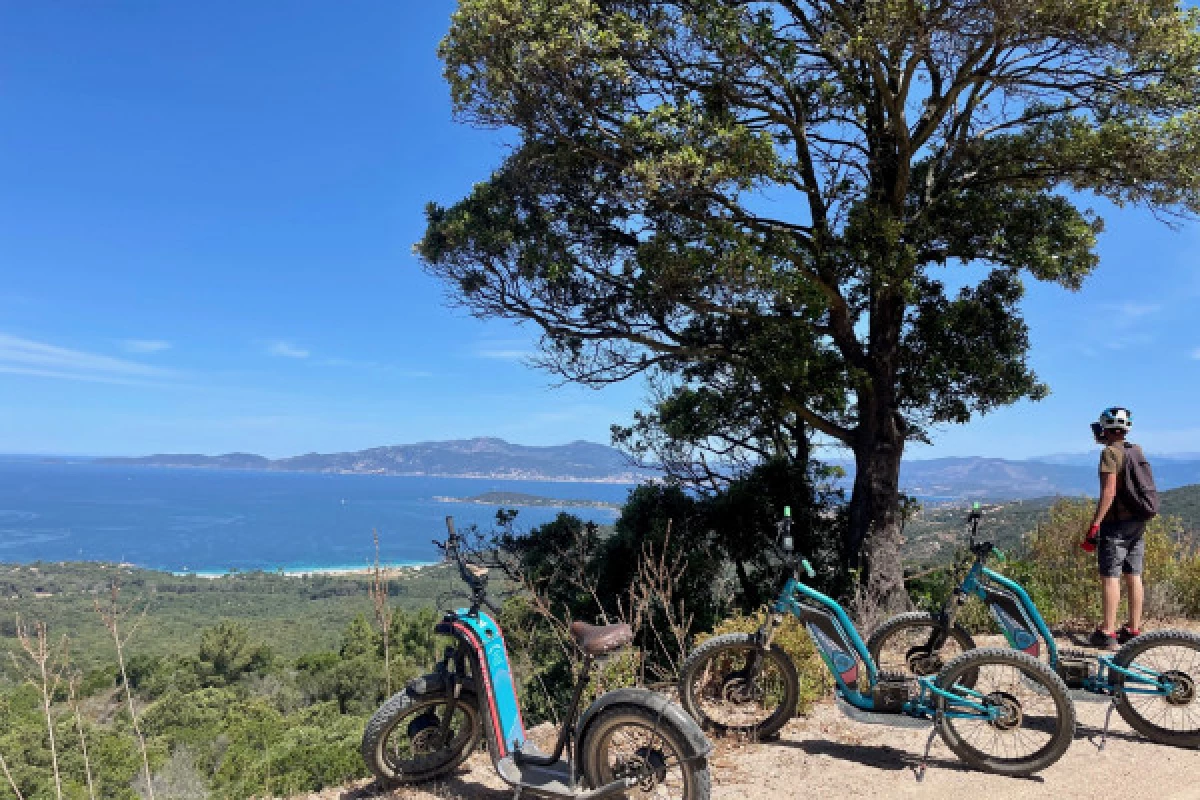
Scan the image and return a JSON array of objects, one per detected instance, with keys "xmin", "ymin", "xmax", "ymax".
[
  {"xmin": 883, "ymin": 453, "xmax": 1200, "ymax": 496},
  {"xmin": 98, "ymin": 438, "xmax": 651, "ymax": 483},
  {"xmin": 839, "ymin": 453, "xmax": 1200, "ymax": 501}
]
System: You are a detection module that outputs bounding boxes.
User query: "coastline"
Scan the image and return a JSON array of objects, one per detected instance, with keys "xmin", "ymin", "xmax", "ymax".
[
  {"xmin": 171, "ymin": 561, "xmax": 440, "ymax": 578},
  {"xmin": 432, "ymin": 494, "xmax": 621, "ymax": 511},
  {"xmin": 90, "ymin": 461, "xmax": 647, "ymax": 485}
]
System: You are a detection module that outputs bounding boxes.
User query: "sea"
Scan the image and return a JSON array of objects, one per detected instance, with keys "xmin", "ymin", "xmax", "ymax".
[{"xmin": 0, "ymin": 458, "xmax": 631, "ymax": 574}]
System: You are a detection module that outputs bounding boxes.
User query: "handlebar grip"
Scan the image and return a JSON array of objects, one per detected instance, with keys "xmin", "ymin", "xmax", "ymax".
[{"xmin": 800, "ymin": 559, "xmax": 816, "ymax": 579}]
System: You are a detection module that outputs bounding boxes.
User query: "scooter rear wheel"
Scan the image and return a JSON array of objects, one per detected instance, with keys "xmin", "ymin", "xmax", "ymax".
[
  {"xmin": 1111, "ymin": 629, "xmax": 1200, "ymax": 748},
  {"xmin": 361, "ymin": 675, "xmax": 481, "ymax": 786},
  {"xmin": 934, "ymin": 647, "xmax": 1075, "ymax": 776},
  {"xmin": 581, "ymin": 704, "xmax": 711, "ymax": 800}
]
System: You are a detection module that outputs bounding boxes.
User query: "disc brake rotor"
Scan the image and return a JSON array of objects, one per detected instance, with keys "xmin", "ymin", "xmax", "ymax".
[
  {"xmin": 405, "ymin": 711, "xmax": 442, "ymax": 755},
  {"xmin": 718, "ymin": 663, "xmax": 764, "ymax": 704},
  {"xmin": 721, "ymin": 675, "xmax": 762, "ymax": 704}
]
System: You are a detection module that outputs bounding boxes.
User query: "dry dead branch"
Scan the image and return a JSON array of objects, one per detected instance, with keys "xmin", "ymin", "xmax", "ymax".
[
  {"xmin": 94, "ymin": 580, "xmax": 155, "ymax": 800},
  {"xmin": 368, "ymin": 529, "xmax": 395, "ymax": 696},
  {"xmin": 12, "ymin": 616, "xmax": 67, "ymax": 800},
  {"xmin": 67, "ymin": 673, "xmax": 96, "ymax": 800},
  {"xmin": 0, "ymin": 750, "xmax": 24, "ymax": 800}
]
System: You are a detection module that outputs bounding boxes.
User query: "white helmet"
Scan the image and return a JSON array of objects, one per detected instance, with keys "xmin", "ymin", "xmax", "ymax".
[{"xmin": 1098, "ymin": 407, "xmax": 1133, "ymax": 432}]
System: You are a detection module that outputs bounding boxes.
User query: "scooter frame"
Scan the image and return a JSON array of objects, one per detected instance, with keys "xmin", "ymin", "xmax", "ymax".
[{"xmin": 419, "ymin": 518, "xmax": 709, "ymax": 799}]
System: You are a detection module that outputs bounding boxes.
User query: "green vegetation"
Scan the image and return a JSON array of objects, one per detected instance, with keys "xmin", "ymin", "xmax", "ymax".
[
  {"xmin": 908, "ymin": 497, "xmax": 1200, "ymax": 631},
  {"xmin": 0, "ymin": 561, "xmax": 478, "ymax": 799},
  {"xmin": 904, "ymin": 483, "xmax": 1200, "ymax": 566},
  {"xmin": 0, "ymin": 562, "xmax": 467, "ymax": 673}
]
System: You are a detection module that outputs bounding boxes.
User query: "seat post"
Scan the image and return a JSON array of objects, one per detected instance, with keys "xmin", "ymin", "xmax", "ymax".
[{"xmin": 514, "ymin": 653, "xmax": 596, "ymax": 768}]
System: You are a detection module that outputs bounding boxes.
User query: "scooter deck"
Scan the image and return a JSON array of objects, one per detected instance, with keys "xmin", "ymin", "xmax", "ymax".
[
  {"xmin": 496, "ymin": 756, "xmax": 632, "ymax": 799},
  {"xmin": 834, "ymin": 694, "xmax": 931, "ymax": 729}
]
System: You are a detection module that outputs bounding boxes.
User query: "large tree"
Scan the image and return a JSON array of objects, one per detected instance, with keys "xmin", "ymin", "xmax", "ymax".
[{"xmin": 418, "ymin": 0, "xmax": 1200, "ymax": 610}]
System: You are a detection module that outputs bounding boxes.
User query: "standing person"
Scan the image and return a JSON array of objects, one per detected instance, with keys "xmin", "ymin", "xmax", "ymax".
[{"xmin": 1081, "ymin": 407, "xmax": 1145, "ymax": 651}]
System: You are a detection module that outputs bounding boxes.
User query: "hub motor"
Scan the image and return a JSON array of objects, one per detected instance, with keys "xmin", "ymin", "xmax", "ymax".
[
  {"xmin": 985, "ymin": 691, "xmax": 1024, "ymax": 732},
  {"xmin": 1163, "ymin": 670, "xmax": 1196, "ymax": 707},
  {"xmin": 615, "ymin": 747, "xmax": 668, "ymax": 792}
]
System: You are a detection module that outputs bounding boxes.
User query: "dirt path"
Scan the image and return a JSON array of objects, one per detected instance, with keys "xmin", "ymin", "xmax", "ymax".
[{"xmin": 299, "ymin": 694, "xmax": 1199, "ymax": 800}]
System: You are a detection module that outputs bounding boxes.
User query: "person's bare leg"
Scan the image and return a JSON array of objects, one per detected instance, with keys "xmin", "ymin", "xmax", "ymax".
[
  {"xmin": 1124, "ymin": 573, "xmax": 1144, "ymax": 633},
  {"xmin": 1101, "ymin": 576, "xmax": 1121, "ymax": 633}
]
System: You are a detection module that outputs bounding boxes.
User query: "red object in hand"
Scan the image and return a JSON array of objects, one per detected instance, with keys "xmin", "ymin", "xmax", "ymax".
[{"xmin": 1081, "ymin": 523, "xmax": 1100, "ymax": 553}]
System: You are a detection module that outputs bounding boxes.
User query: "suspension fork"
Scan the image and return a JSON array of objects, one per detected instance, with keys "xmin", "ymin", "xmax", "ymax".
[
  {"xmin": 434, "ymin": 646, "xmax": 467, "ymax": 748},
  {"xmin": 923, "ymin": 591, "xmax": 964, "ymax": 652},
  {"xmin": 754, "ymin": 613, "xmax": 786, "ymax": 658}
]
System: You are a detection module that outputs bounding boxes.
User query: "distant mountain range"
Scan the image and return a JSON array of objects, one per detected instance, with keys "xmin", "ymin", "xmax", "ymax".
[
  {"xmin": 96, "ymin": 439, "xmax": 1200, "ymax": 498},
  {"xmin": 97, "ymin": 438, "xmax": 652, "ymax": 483},
  {"xmin": 892, "ymin": 454, "xmax": 1200, "ymax": 500}
]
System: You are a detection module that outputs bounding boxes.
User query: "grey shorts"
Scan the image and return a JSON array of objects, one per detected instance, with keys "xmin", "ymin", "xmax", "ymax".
[{"xmin": 1097, "ymin": 519, "xmax": 1146, "ymax": 577}]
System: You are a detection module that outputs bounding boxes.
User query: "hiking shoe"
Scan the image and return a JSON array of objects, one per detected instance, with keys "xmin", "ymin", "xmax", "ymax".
[
  {"xmin": 1117, "ymin": 626, "xmax": 1142, "ymax": 645},
  {"xmin": 1088, "ymin": 628, "xmax": 1119, "ymax": 651}
]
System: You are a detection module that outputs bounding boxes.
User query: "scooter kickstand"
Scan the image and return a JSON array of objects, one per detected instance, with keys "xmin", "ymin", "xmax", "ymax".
[
  {"xmin": 1098, "ymin": 695, "xmax": 1119, "ymax": 752},
  {"xmin": 916, "ymin": 716, "xmax": 941, "ymax": 782}
]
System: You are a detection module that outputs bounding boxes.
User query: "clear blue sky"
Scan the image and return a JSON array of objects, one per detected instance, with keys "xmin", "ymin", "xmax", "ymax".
[{"xmin": 1, "ymin": 2, "xmax": 1197, "ymax": 460}]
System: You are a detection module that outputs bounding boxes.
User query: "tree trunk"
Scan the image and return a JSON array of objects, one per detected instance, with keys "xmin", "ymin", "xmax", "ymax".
[{"xmin": 846, "ymin": 405, "xmax": 909, "ymax": 617}]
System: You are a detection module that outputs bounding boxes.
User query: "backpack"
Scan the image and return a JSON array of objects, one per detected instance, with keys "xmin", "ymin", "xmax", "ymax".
[{"xmin": 1118, "ymin": 442, "xmax": 1159, "ymax": 521}]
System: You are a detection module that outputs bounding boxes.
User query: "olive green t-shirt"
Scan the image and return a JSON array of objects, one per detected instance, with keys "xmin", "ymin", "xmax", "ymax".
[{"xmin": 1099, "ymin": 443, "xmax": 1132, "ymax": 521}]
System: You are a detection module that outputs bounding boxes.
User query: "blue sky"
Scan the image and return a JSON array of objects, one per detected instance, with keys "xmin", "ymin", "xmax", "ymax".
[{"xmin": 1, "ymin": 2, "xmax": 1198, "ymax": 460}]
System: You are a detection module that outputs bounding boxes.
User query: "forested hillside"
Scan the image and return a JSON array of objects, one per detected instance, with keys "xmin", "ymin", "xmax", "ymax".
[{"xmin": 903, "ymin": 483, "xmax": 1200, "ymax": 565}]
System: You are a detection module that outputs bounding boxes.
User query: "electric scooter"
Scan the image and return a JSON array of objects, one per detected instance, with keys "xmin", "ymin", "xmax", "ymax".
[{"xmin": 362, "ymin": 517, "xmax": 713, "ymax": 798}]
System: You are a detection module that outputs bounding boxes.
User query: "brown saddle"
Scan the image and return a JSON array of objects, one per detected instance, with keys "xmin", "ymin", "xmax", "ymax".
[{"xmin": 569, "ymin": 620, "xmax": 633, "ymax": 657}]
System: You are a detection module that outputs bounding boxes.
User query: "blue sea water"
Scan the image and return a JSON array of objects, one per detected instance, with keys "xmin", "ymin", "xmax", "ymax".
[{"xmin": 0, "ymin": 459, "xmax": 631, "ymax": 573}]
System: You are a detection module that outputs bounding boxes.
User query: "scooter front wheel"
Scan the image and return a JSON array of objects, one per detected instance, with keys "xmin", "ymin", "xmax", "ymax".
[
  {"xmin": 678, "ymin": 632, "xmax": 799, "ymax": 739},
  {"xmin": 866, "ymin": 611, "xmax": 976, "ymax": 681},
  {"xmin": 361, "ymin": 674, "xmax": 481, "ymax": 787},
  {"xmin": 581, "ymin": 704, "xmax": 711, "ymax": 800}
]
